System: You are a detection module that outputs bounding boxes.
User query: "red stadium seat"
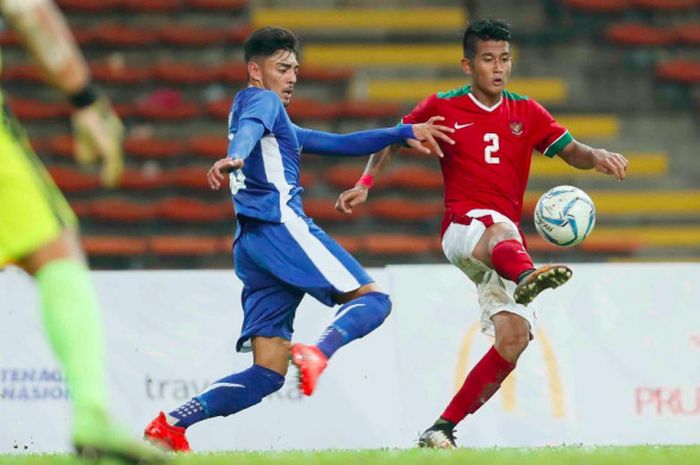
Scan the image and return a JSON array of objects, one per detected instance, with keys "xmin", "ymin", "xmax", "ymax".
[
  {"xmin": 383, "ymin": 166, "xmax": 443, "ymax": 191},
  {"xmin": 299, "ymin": 170, "xmax": 316, "ymax": 188},
  {"xmin": 205, "ymin": 99, "xmax": 233, "ymax": 120},
  {"xmin": 166, "ymin": 166, "xmax": 209, "ymax": 190},
  {"xmin": 56, "ymin": 0, "xmax": 123, "ymax": 12},
  {"xmin": 657, "ymin": 60, "xmax": 700, "ymax": 84},
  {"xmin": 324, "ymin": 165, "xmax": 364, "ymax": 190},
  {"xmin": 368, "ymin": 198, "xmax": 442, "ymax": 221},
  {"xmin": 676, "ymin": 24, "xmax": 700, "ymax": 45},
  {"xmin": 91, "ymin": 24, "xmax": 159, "ymax": 47},
  {"xmin": 160, "ymin": 25, "xmax": 229, "ymax": 47},
  {"xmin": 135, "ymin": 90, "xmax": 200, "ymax": 120},
  {"xmin": 364, "ymin": 234, "xmax": 439, "ymax": 255},
  {"xmin": 82, "ymin": 236, "xmax": 148, "ymax": 257},
  {"xmin": 218, "ymin": 62, "xmax": 248, "ymax": 83},
  {"xmin": 186, "ymin": 0, "xmax": 247, "ymax": 11},
  {"xmin": 302, "ymin": 68, "xmax": 354, "ymax": 83},
  {"xmin": 228, "ymin": 26, "xmax": 253, "ymax": 44},
  {"xmin": 0, "ymin": 30, "xmax": 20, "ymax": 46},
  {"xmin": 189, "ymin": 135, "xmax": 227, "ymax": 159},
  {"xmin": 157, "ymin": 197, "xmax": 232, "ymax": 222},
  {"xmin": 605, "ymin": 23, "xmax": 677, "ymax": 46},
  {"xmin": 118, "ymin": 168, "xmax": 169, "ymax": 190},
  {"xmin": 217, "ymin": 235, "xmax": 234, "ymax": 253},
  {"xmin": 152, "ymin": 61, "xmax": 220, "ymax": 84},
  {"xmin": 332, "ymin": 235, "xmax": 362, "ymax": 254},
  {"xmin": 150, "ymin": 235, "xmax": 220, "ymax": 256},
  {"xmin": 122, "ymin": 0, "xmax": 184, "ymax": 12},
  {"xmin": 634, "ymin": 0, "xmax": 700, "ymax": 10},
  {"xmin": 113, "ymin": 102, "xmax": 139, "ymax": 119},
  {"xmin": 566, "ymin": 0, "xmax": 633, "ymax": 13},
  {"xmin": 46, "ymin": 135, "xmax": 75, "ymax": 159},
  {"xmin": 9, "ymin": 98, "xmax": 70, "ymax": 121},
  {"xmin": 287, "ymin": 99, "xmax": 338, "ymax": 120},
  {"xmin": 124, "ymin": 136, "xmax": 184, "ymax": 160},
  {"xmin": 90, "ymin": 61, "xmax": 153, "ymax": 85},
  {"xmin": 3, "ymin": 64, "xmax": 43, "ymax": 83},
  {"xmin": 337, "ymin": 101, "xmax": 401, "ymax": 119},
  {"xmin": 302, "ymin": 198, "xmax": 362, "ymax": 221},
  {"xmin": 88, "ymin": 198, "xmax": 159, "ymax": 222},
  {"xmin": 47, "ymin": 166, "xmax": 100, "ymax": 192}
]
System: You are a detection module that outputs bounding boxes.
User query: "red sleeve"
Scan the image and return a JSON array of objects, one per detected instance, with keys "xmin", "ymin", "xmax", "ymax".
[
  {"xmin": 401, "ymin": 94, "xmax": 439, "ymax": 124},
  {"xmin": 529, "ymin": 99, "xmax": 573, "ymax": 158}
]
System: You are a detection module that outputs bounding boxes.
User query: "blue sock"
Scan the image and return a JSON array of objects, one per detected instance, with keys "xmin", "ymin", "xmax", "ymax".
[
  {"xmin": 169, "ymin": 364, "xmax": 284, "ymax": 428},
  {"xmin": 316, "ymin": 292, "xmax": 392, "ymax": 359}
]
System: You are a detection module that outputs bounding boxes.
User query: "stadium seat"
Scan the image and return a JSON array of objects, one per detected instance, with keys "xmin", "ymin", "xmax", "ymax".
[
  {"xmin": 217, "ymin": 235, "xmax": 234, "ymax": 254},
  {"xmin": 368, "ymin": 198, "xmax": 442, "ymax": 221},
  {"xmin": 634, "ymin": 0, "xmax": 700, "ymax": 10},
  {"xmin": 160, "ymin": 25, "xmax": 229, "ymax": 47},
  {"xmin": 383, "ymin": 166, "xmax": 443, "ymax": 191},
  {"xmin": 157, "ymin": 197, "xmax": 232, "ymax": 222},
  {"xmin": 206, "ymin": 99, "xmax": 233, "ymax": 120},
  {"xmin": 3, "ymin": 64, "xmax": 43, "ymax": 83},
  {"xmin": 90, "ymin": 61, "xmax": 153, "ymax": 85},
  {"xmin": 556, "ymin": 115, "xmax": 620, "ymax": 139},
  {"xmin": 46, "ymin": 135, "xmax": 75, "ymax": 159},
  {"xmin": 188, "ymin": 135, "xmax": 227, "ymax": 159},
  {"xmin": 676, "ymin": 24, "xmax": 700, "ymax": 45},
  {"xmin": 531, "ymin": 152, "xmax": 668, "ymax": 178},
  {"xmin": 217, "ymin": 62, "xmax": 248, "ymax": 83},
  {"xmin": 324, "ymin": 165, "xmax": 364, "ymax": 190},
  {"xmin": 122, "ymin": 0, "xmax": 184, "ymax": 12},
  {"xmin": 337, "ymin": 101, "xmax": 401, "ymax": 119},
  {"xmin": 56, "ymin": 0, "xmax": 123, "ymax": 13},
  {"xmin": 118, "ymin": 168, "xmax": 169, "ymax": 190},
  {"xmin": 152, "ymin": 61, "xmax": 220, "ymax": 84},
  {"xmin": 0, "ymin": 29, "xmax": 20, "ymax": 46},
  {"xmin": 566, "ymin": 0, "xmax": 633, "ymax": 13},
  {"xmin": 302, "ymin": 67, "xmax": 354, "ymax": 83},
  {"xmin": 605, "ymin": 23, "xmax": 677, "ymax": 46},
  {"xmin": 252, "ymin": 8, "xmax": 466, "ymax": 32},
  {"xmin": 657, "ymin": 60, "xmax": 700, "ymax": 84},
  {"xmin": 124, "ymin": 136, "xmax": 184, "ymax": 160},
  {"xmin": 166, "ymin": 166, "xmax": 209, "ymax": 190},
  {"xmin": 287, "ymin": 99, "xmax": 338, "ymax": 120},
  {"xmin": 330, "ymin": 235, "xmax": 362, "ymax": 254},
  {"xmin": 47, "ymin": 166, "xmax": 100, "ymax": 192},
  {"xmin": 303, "ymin": 44, "xmax": 463, "ymax": 68},
  {"xmin": 90, "ymin": 24, "xmax": 159, "ymax": 47},
  {"xmin": 135, "ymin": 90, "xmax": 200, "ymax": 120},
  {"xmin": 228, "ymin": 26, "xmax": 253, "ymax": 44},
  {"xmin": 150, "ymin": 235, "xmax": 220, "ymax": 256},
  {"xmin": 82, "ymin": 236, "xmax": 148, "ymax": 257},
  {"xmin": 185, "ymin": 0, "xmax": 247, "ymax": 10},
  {"xmin": 9, "ymin": 98, "xmax": 70, "ymax": 121},
  {"xmin": 302, "ymin": 198, "xmax": 362, "ymax": 221},
  {"xmin": 364, "ymin": 234, "xmax": 439, "ymax": 255},
  {"xmin": 88, "ymin": 198, "xmax": 159, "ymax": 222}
]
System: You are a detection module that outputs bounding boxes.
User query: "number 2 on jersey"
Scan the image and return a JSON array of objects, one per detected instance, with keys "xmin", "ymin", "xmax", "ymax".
[{"xmin": 483, "ymin": 133, "xmax": 500, "ymax": 164}]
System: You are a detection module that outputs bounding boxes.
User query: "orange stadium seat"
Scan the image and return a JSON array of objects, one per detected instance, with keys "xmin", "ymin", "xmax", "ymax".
[
  {"xmin": 605, "ymin": 23, "xmax": 677, "ymax": 46},
  {"xmin": 186, "ymin": 0, "xmax": 247, "ymax": 11},
  {"xmin": 228, "ymin": 26, "xmax": 253, "ymax": 44},
  {"xmin": 118, "ymin": 168, "xmax": 169, "ymax": 190},
  {"xmin": 135, "ymin": 93, "xmax": 200, "ymax": 120},
  {"xmin": 90, "ymin": 61, "xmax": 153, "ymax": 85},
  {"xmin": 82, "ymin": 236, "xmax": 148, "ymax": 257},
  {"xmin": 124, "ymin": 136, "xmax": 184, "ymax": 160},
  {"xmin": 3, "ymin": 64, "xmax": 43, "ymax": 83},
  {"xmin": 634, "ymin": 0, "xmax": 700, "ymax": 10},
  {"xmin": 337, "ymin": 101, "xmax": 401, "ymax": 119},
  {"xmin": 88, "ymin": 198, "xmax": 159, "ymax": 222},
  {"xmin": 157, "ymin": 197, "xmax": 232, "ymax": 222},
  {"xmin": 299, "ymin": 170, "xmax": 316, "ymax": 188},
  {"xmin": 166, "ymin": 166, "xmax": 209, "ymax": 190},
  {"xmin": 152, "ymin": 61, "xmax": 220, "ymax": 84},
  {"xmin": 676, "ymin": 24, "xmax": 700, "ymax": 45},
  {"xmin": 566, "ymin": 0, "xmax": 633, "ymax": 12},
  {"xmin": 218, "ymin": 62, "xmax": 248, "ymax": 83},
  {"xmin": 368, "ymin": 198, "xmax": 442, "ymax": 221},
  {"xmin": 9, "ymin": 98, "xmax": 70, "ymax": 121},
  {"xmin": 47, "ymin": 166, "xmax": 100, "ymax": 192},
  {"xmin": 302, "ymin": 67, "xmax": 354, "ymax": 83},
  {"xmin": 217, "ymin": 235, "xmax": 233, "ymax": 254},
  {"xmin": 331, "ymin": 235, "xmax": 362, "ymax": 255},
  {"xmin": 189, "ymin": 135, "xmax": 227, "ymax": 159},
  {"xmin": 160, "ymin": 25, "xmax": 229, "ymax": 47},
  {"xmin": 206, "ymin": 99, "xmax": 232, "ymax": 120},
  {"xmin": 287, "ymin": 99, "xmax": 338, "ymax": 120},
  {"xmin": 657, "ymin": 60, "xmax": 700, "ymax": 84},
  {"xmin": 150, "ymin": 235, "xmax": 220, "ymax": 256},
  {"xmin": 383, "ymin": 166, "xmax": 443, "ymax": 191},
  {"xmin": 302, "ymin": 198, "xmax": 362, "ymax": 221},
  {"xmin": 122, "ymin": 0, "xmax": 184, "ymax": 12},
  {"xmin": 56, "ymin": 0, "xmax": 123, "ymax": 12},
  {"xmin": 46, "ymin": 135, "xmax": 75, "ymax": 159},
  {"xmin": 91, "ymin": 24, "xmax": 159, "ymax": 47},
  {"xmin": 324, "ymin": 165, "xmax": 364, "ymax": 190},
  {"xmin": 364, "ymin": 234, "xmax": 439, "ymax": 255}
]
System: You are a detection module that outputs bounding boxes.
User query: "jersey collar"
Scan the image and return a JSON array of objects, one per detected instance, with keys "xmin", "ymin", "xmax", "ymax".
[{"xmin": 467, "ymin": 88, "xmax": 503, "ymax": 112}]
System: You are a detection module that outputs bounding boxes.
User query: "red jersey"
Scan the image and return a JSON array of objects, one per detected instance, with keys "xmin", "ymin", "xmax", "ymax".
[{"xmin": 401, "ymin": 85, "xmax": 573, "ymax": 236}]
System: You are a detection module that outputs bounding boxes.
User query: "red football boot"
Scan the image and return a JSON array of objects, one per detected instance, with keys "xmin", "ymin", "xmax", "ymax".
[
  {"xmin": 143, "ymin": 411, "xmax": 191, "ymax": 453},
  {"xmin": 291, "ymin": 343, "xmax": 328, "ymax": 396}
]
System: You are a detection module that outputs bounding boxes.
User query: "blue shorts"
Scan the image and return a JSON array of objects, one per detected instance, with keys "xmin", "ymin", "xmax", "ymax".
[{"xmin": 233, "ymin": 215, "xmax": 373, "ymax": 351}]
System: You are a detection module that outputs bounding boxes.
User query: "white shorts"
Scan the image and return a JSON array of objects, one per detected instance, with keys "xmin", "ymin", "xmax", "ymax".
[{"xmin": 441, "ymin": 209, "xmax": 536, "ymax": 337}]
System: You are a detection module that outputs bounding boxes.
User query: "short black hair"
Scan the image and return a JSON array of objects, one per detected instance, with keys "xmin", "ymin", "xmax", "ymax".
[
  {"xmin": 244, "ymin": 27, "xmax": 300, "ymax": 62},
  {"xmin": 462, "ymin": 19, "xmax": 512, "ymax": 59}
]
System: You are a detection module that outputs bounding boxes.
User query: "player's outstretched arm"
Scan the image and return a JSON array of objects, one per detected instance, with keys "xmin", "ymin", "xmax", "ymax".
[
  {"xmin": 0, "ymin": 0, "xmax": 125, "ymax": 187},
  {"xmin": 297, "ymin": 116, "xmax": 454, "ymax": 158},
  {"xmin": 558, "ymin": 140, "xmax": 629, "ymax": 181},
  {"xmin": 207, "ymin": 117, "xmax": 264, "ymax": 190},
  {"xmin": 335, "ymin": 145, "xmax": 398, "ymax": 214}
]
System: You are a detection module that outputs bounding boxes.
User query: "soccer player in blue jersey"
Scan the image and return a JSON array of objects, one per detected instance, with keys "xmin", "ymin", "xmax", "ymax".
[{"xmin": 143, "ymin": 27, "xmax": 454, "ymax": 452}]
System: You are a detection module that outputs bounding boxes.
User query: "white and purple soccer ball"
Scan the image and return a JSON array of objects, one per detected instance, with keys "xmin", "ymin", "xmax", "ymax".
[{"xmin": 534, "ymin": 185, "xmax": 596, "ymax": 247}]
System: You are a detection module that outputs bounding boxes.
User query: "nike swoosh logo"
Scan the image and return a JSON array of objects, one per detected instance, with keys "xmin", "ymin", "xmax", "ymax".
[{"xmin": 454, "ymin": 122, "xmax": 474, "ymax": 130}]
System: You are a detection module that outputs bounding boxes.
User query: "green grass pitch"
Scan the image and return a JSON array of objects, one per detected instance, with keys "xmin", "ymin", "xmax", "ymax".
[{"xmin": 2, "ymin": 446, "xmax": 700, "ymax": 465}]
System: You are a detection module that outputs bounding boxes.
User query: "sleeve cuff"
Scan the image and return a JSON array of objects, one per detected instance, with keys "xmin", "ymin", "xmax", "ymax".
[{"xmin": 543, "ymin": 131, "xmax": 573, "ymax": 158}]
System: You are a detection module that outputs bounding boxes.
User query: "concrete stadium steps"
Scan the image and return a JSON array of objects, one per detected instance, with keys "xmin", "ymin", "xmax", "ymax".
[
  {"xmin": 363, "ymin": 78, "xmax": 568, "ymax": 105},
  {"xmin": 252, "ymin": 7, "xmax": 467, "ymax": 33}
]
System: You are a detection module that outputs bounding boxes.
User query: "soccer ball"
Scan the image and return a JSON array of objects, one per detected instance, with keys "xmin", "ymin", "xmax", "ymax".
[{"xmin": 534, "ymin": 185, "xmax": 596, "ymax": 247}]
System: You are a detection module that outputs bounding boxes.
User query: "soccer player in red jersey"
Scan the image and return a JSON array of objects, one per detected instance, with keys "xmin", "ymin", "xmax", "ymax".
[{"xmin": 335, "ymin": 19, "xmax": 628, "ymax": 448}]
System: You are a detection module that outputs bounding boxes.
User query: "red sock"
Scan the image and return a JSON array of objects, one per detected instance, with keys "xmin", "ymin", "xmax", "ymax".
[
  {"xmin": 491, "ymin": 239, "xmax": 534, "ymax": 283},
  {"xmin": 441, "ymin": 346, "xmax": 515, "ymax": 424}
]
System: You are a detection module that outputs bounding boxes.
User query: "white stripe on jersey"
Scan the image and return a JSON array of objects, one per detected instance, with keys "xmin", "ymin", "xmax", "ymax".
[
  {"xmin": 284, "ymin": 217, "xmax": 361, "ymax": 293},
  {"xmin": 260, "ymin": 134, "xmax": 295, "ymax": 222},
  {"xmin": 543, "ymin": 130, "xmax": 569, "ymax": 156}
]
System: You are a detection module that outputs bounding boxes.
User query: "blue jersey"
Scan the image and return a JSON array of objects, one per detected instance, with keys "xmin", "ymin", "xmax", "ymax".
[{"xmin": 227, "ymin": 87, "xmax": 304, "ymax": 223}]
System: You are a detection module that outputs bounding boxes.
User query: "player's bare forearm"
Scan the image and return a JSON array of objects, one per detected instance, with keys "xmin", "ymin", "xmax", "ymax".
[
  {"xmin": 558, "ymin": 140, "xmax": 628, "ymax": 181},
  {"xmin": 0, "ymin": 0, "xmax": 90, "ymax": 95},
  {"xmin": 363, "ymin": 145, "xmax": 398, "ymax": 178}
]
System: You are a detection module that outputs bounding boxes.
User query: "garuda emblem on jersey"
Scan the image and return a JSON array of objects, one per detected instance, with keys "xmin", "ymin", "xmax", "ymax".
[{"xmin": 509, "ymin": 120, "xmax": 524, "ymax": 136}]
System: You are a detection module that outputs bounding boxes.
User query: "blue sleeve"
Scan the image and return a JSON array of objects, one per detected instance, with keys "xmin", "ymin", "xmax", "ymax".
[
  {"xmin": 294, "ymin": 124, "xmax": 415, "ymax": 157},
  {"xmin": 228, "ymin": 118, "xmax": 266, "ymax": 160},
  {"xmin": 239, "ymin": 90, "xmax": 280, "ymax": 132}
]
